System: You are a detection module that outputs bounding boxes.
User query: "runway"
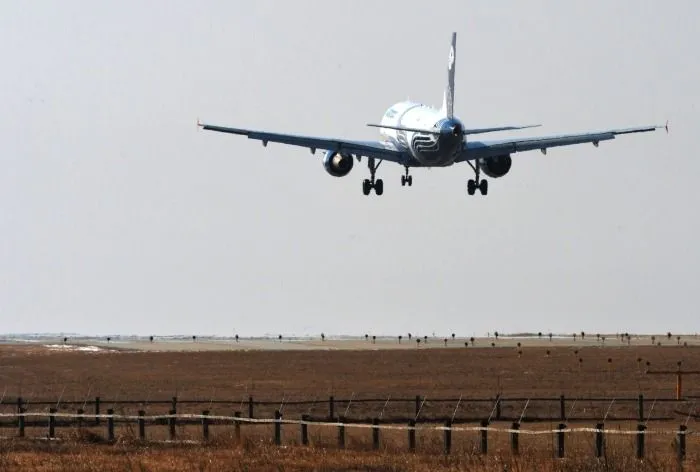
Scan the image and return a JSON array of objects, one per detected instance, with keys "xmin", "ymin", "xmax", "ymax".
[{"xmin": 2, "ymin": 333, "xmax": 698, "ymax": 352}]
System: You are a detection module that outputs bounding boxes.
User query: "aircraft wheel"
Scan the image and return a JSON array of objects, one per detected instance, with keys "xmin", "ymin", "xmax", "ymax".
[
  {"xmin": 407, "ymin": 176, "xmax": 413, "ymax": 186},
  {"xmin": 401, "ymin": 176, "xmax": 406, "ymax": 186},
  {"xmin": 467, "ymin": 179, "xmax": 476, "ymax": 195},
  {"xmin": 363, "ymin": 179, "xmax": 371, "ymax": 195},
  {"xmin": 375, "ymin": 179, "xmax": 384, "ymax": 195},
  {"xmin": 479, "ymin": 179, "xmax": 488, "ymax": 196}
]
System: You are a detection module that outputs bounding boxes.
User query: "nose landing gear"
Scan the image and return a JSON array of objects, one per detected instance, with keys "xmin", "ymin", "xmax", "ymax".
[{"xmin": 401, "ymin": 166, "xmax": 413, "ymax": 187}]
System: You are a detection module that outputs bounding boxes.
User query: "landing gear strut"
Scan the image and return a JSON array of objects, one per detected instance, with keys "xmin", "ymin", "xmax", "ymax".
[
  {"xmin": 466, "ymin": 161, "xmax": 488, "ymax": 196},
  {"xmin": 401, "ymin": 166, "xmax": 413, "ymax": 187},
  {"xmin": 362, "ymin": 157, "xmax": 384, "ymax": 195}
]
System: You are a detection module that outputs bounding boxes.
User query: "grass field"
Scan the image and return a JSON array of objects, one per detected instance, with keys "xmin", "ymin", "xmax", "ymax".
[
  {"xmin": 0, "ymin": 427, "xmax": 697, "ymax": 471},
  {"xmin": 0, "ymin": 439, "xmax": 695, "ymax": 471},
  {"xmin": 2, "ymin": 341, "xmax": 699, "ymax": 416},
  {"xmin": 0, "ymin": 340, "xmax": 698, "ymax": 470}
]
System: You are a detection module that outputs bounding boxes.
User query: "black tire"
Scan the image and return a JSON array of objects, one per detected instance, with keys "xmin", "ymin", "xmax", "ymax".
[
  {"xmin": 375, "ymin": 179, "xmax": 384, "ymax": 195},
  {"xmin": 401, "ymin": 175, "xmax": 406, "ymax": 186},
  {"xmin": 407, "ymin": 175, "xmax": 413, "ymax": 186},
  {"xmin": 363, "ymin": 179, "xmax": 371, "ymax": 195},
  {"xmin": 467, "ymin": 179, "xmax": 476, "ymax": 195},
  {"xmin": 479, "ymin": 179, "xmax": 488, "ymax": 195}
]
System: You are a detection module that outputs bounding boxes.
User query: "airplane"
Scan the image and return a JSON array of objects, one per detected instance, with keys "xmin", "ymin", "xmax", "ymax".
[{"xmin": 198, "ymin": 32, "xmax": 667, "ymax": 196}]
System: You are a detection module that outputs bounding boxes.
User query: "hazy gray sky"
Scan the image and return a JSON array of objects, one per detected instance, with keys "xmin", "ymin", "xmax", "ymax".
[{"xmin": 1, "ymin": 1, "xmax": 697, "ymax": 337}]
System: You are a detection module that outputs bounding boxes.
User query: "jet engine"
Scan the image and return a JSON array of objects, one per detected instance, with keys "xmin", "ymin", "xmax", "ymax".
[
  {"xmin": 323, "ymin": 151, "xmax": 354, "ymax": 177},
  {"xmin": 478, "ymin": 154, "xmax": 512, "ymax": 178}
]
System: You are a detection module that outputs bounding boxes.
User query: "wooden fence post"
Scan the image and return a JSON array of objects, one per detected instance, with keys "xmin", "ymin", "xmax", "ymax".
[
  {"xmin": 337, "ymin": 415, "xmax": 345, "ymax": 449},
  {"xmin": 408, "ymin": 419, "xmax": 416, "ymax": 452},
  {"xmin": 171, "ymin": 396, "xmax": 177, "ymax": 413},
  {"xmin": 480, "ymin": 419, "xmax": 488, "ymax": 455},
  {"xmin": 107, "ymin": 408, "xmax": 114, "ymax": 441},
  {"xmin": 94, "ymin": 397, "xmax": 100, "ymax": 425},
  {"xmin": 168, "ymin": 409, "xmax": 176, "ymax": 440},
  {"xmin": 274, "ymin": 410, "xmax": 282, "ymax": 445},
  {"xmin": 678, "ymin": 424, "xmax": 687, "ymax": 462},
  {"xmin": 444, "ymin": 419, "xmax": 452, "ymax": 455},
  {"xmin": 301, "ymin": 414, "xmax": 309, "ymax": 446},
  {"xmin": 636, "ymin": 424, "xmax": 646, "ymax": 459},
  {"xmin": 18, "ymin": 407, "xmax": 25, "ymax": 438},
  {"xmin": 559, "ymin": 395, "xmax": 566, "ymax": 421},
  {"xmin": 510, "ymin": 422, "xmax": 519, "ymax": 455},
  {"xmin": 557, "ymin": 423, "xmax": 566, "ymax": 458},
  {"xmin": 595, "ymin": 423, "xmax": 605, "ymax": 458},
  {"xmin": 48, "ymin": 408, "xmax": 56, "ymax": 439},
  {"xmin": 638, "ymin": 394, "xmax": 644, "ymax": 422},
  {"xmin": 16, "ymin": 397, "xmax": 23, "ymax": 428},
  {"xmin": 248, "ymin": 396, "xmax": 254, "ymax": 418},
  {"xmin": 202, "ymin": 410, "xmax": 210, "ymax": 441},
  {"xmin": 234, "ymin": 411, "xmax": 241, "ymax": 442},
  {"xmin": 372, "ymin": 418, "xmax": 380, "ymax": 450},
  {"xmin": 138, "ymin": 410, "xmax": 145, "ymax": 440},
  {"xmin": 329, "ymin": 396, "xmax": 334, "ymax": 420},
  {"xmin": 77, "ymin": 408, "xmax": 84, "ymax": 429},
  {"xmin": 495, "ymin": 395, "xmax": 502, "ymax": 421},
  {"xmin": 415, "ymin": 395, "xmax": 421, "ymax": 416}
]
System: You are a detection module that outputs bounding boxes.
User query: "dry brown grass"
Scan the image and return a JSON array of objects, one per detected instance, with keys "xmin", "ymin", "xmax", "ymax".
[
  {"xmin": 2, "ymin": 344, "xmax": 699, "ymax": 419},
  {"xmin": 0, "ymin": 431, "xmax": 696, "ymax": 472},
  {"xmin": 0, "ymin": 344, "xmax": 698, "ymax": 470}
]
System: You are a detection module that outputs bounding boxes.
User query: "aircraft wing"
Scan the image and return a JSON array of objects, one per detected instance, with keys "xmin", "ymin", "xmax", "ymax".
[
  {"xmin": 458, "ymin": 124, "xmax": 667, "ymax": 161},
  {"xmin": 463, "ymin": 124, "xmax": 541, "ymax": 135},
  {"xmin": 198, "ymin": 121, "xmax": 408, "ymax": 163}
]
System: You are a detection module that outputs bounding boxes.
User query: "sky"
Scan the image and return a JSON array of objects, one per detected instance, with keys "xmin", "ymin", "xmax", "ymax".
[{"xmin": 0, "ymin": 0, "xmax": 698, "ymax": 338}]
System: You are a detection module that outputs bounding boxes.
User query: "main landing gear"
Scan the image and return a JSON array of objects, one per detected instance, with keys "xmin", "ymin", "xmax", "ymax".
[
  {"xmin": 362, "ymin": 157, "xmax": 384, "ymax": 195},
  {"xmin": 401, "ymin": 166, "xmax": 413, "ymax": 187},
  {"xmin": 466, "ymin": 161, "xmax": 488, "ymax": 196}
]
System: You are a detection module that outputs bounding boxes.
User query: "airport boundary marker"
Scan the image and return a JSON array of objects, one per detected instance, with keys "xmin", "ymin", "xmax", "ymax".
[
  {"xmin": 3, "ymin": 393, "xmax": 696, "ymax": 424},
  {"xmin": 0, "ymin": 409, "xmax": 695, "ymax": 462}
]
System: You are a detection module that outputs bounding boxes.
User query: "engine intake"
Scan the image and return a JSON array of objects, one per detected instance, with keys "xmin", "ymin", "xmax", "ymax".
[
  {"xmin": 323, "ymin": 151, "xmax": 354, "ymax": 177},
  {"xmin": 478, "ymin": 154, "xmax": 512, "ymax": 178}
]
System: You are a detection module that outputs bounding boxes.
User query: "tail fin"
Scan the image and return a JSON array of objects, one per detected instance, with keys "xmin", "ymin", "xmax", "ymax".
[{"xmin": 441, "ymin": 32, "xmax": 457, "ymax": 118}]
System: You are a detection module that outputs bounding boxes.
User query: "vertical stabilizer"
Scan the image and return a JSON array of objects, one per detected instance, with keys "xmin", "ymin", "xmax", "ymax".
[{"xmin": 441, "ymin": 32, "xmax": 457, "ymax": 118}]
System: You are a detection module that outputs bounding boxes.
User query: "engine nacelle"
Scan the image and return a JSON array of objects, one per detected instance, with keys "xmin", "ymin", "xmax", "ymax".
[
  {"xmin": 478, "ymin": 154, "xmax": 512, "ymax": 178},
  {"xmin": 323, "ymin": 151, "xmax": 354, "ymax": 177}
]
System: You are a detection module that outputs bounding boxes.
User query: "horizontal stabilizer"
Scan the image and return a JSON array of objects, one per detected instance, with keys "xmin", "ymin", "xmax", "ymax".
[
  {"xmin": 366, "ymin": 123, "xmax": 442, "ymax": 135},
  {"xmin": 464, "ymin": 124, "xmax": 542, "ymax": 135}
]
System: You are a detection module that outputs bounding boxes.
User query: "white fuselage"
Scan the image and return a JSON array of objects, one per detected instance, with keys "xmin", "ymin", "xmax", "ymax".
[{"xmin": 379, "ymin": 101, "xmax": 464, "ymax": 167}]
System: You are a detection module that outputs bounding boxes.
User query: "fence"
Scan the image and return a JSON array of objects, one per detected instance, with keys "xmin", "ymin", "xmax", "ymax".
[
  {"xmin": 2, "ymin": 394, "xmax": 697, "ymax": 425},
  {"xmin": 0, "ymin": 409, "xmax": 695, "ymax": 462}
]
